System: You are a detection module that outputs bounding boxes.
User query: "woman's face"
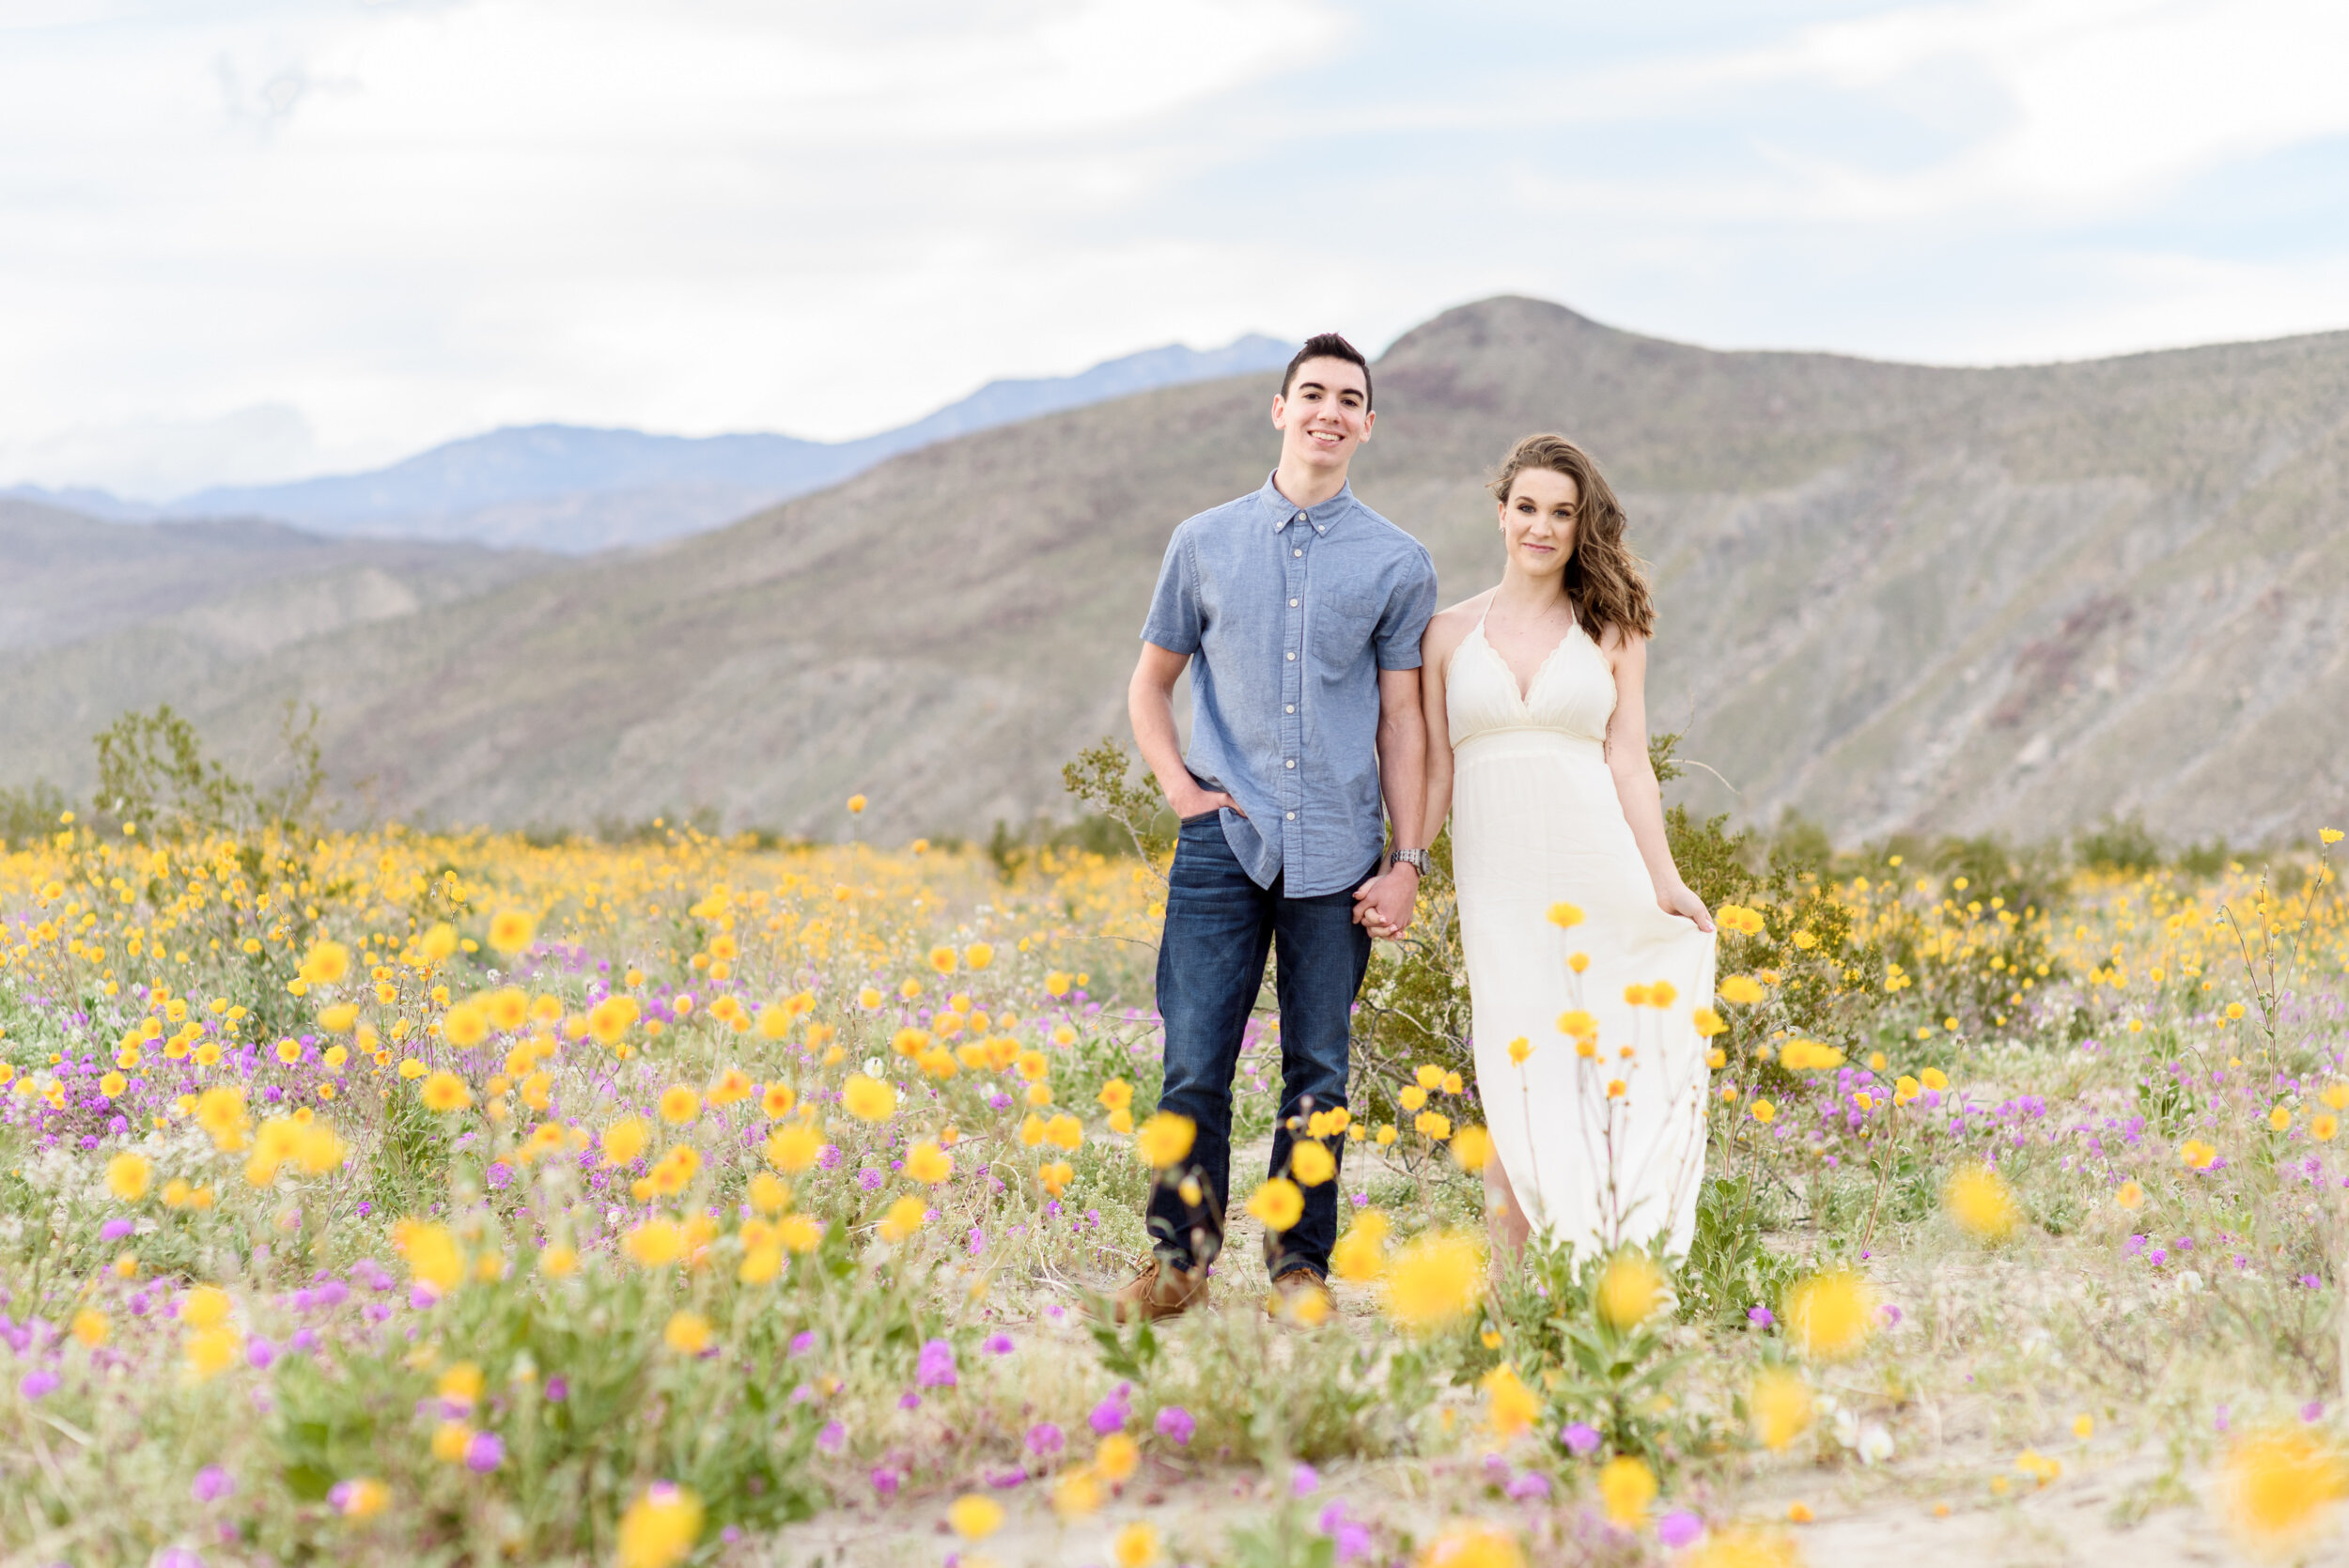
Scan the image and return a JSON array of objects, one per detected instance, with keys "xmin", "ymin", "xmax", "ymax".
[{"xmin": 1500, "ymin": 467, "xmax": 1579, "ymax": 579}]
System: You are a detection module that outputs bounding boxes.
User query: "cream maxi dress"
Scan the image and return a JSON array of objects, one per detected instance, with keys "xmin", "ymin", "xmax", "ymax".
[{"xmin": 1447, "ymin": 604, "xmax": 1718, "ymax": 1257}]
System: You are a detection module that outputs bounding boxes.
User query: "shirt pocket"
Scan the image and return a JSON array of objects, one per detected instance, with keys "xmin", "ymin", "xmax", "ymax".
[{"xmin": 1311, "ymin": 591, "xmax": 1381, "ymax": 674}]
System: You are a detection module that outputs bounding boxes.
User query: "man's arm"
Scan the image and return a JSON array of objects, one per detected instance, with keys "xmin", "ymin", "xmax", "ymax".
[
  {"xmin": 1353, "ymin": 665, "xmax": 1425, "ymax": 935},
  {"xmin": 1128, "ymin": 643, "xmax": 1243, "ymax": 819}
]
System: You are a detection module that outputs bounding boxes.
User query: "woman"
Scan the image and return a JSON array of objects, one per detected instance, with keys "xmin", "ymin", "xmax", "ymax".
[{"xmin": 1403, "ymin": 433, "xmax": 1716, "ymax": 1261}]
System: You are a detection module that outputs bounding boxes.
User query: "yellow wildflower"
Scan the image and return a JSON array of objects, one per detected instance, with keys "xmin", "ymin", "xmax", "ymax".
[
  {"xmin": 1382, "ymin": 1231, "xmax": 1483, "ymax": 1331},
  {"xmin": 1246, "ymin": 1178, "xmax": 1304, "ymax": 1232}
]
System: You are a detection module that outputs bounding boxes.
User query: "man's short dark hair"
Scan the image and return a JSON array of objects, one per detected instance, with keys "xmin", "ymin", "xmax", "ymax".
[{"xmin": 1281, "ymin": 332, "xmax": 1372, "ymax": 410}]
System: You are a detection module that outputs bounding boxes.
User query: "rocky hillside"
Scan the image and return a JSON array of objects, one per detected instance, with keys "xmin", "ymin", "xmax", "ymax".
[{"xmin": 5, "ymin": 298, "xmax": 2344, "ymax": 846}]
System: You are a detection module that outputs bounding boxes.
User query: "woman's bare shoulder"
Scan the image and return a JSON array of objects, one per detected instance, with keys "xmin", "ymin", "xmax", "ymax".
[
  {"xmin": 1593, "ymin": 619, "xmax": 1648, "ymax": 669},
  {"xmin": 1425, "ymin": 589, "xmax": 1494, "ymax": 640}
]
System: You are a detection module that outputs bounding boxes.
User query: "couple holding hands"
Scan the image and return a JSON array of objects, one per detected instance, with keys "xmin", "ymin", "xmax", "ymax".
[{"xmin": 1118, "ymin": 334, "xmax": 1718, "ymax": 1323}]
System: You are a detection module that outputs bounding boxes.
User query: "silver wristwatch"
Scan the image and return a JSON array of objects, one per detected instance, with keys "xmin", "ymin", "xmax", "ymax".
[{"xmin": 1392, "ymin": 847, "xmax": 1430, "ymax": 876}]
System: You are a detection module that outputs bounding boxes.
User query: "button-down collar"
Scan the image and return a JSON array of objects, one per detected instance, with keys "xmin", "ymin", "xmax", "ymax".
[{"xmin": 1262, "ymin": 474, "xmax": 1356, "ymax": 536}]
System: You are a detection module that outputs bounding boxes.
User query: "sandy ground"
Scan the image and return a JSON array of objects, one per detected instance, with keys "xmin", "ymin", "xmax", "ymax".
[
  {"xmin": 759, "ymin": 1447, "xmax": 2302, "ymax": 1568},
  {"xmin": 758, "ymin": 1140, "xmax": 2326, "ymax": 1566}
]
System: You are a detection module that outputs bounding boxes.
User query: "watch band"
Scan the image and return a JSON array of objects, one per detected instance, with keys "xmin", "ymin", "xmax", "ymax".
[{"xmin": 1392, "ymin": 847, "xmax": 1430, "ymax": 876}]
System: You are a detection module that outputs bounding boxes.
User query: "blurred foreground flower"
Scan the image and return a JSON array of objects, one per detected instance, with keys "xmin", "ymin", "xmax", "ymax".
[
  {"xmin": 1943, "ymin": 1163, "xmax": 2019, "ymax": 1240},
  {"xmin": 1687, "ymin": 1527, "xmax": 1800, "ymax": 1566},
  {"xmin": 1246, "ymin": 1178, "xmax": 1303, "ymax": 1232},
  {"xmin": 488, "ymin": 909, "xmax": 536, "ymax": 954},
  {"xmin": 617, "ymin": 1483, "xmax": 703, "ymax": 1568},
  {"xmin": 1597, "ymin": 1455, "xmax": 1657, "ymax": 1526},
  {"xmin": 1785, "ymin": 1270, "xmax": 1874, "ymax": 1360},
  {"xmin": 1750, "ymin": 1366, "xmax": 1812, "ymax": 1452},
  {"xmin": 1136, "ymin": 1111, "xmax": 1195, "ymax": 1168},
  {"xmin": 2220, "ymin": 1427, "xmax": 2347, "ymax": 1559},
  {"xmin": 1481, "ymin": 1362, "xmax": 1541, "ymax": 1439},
  {"xmin": 1331, "ymin": 1209, "xmax": 1391, "ymax": 1281},
  {"xmin": 1420, "ymin": 1520, "xmax": 1523, "ymax": 1567},
  {"xmin": 1382, "ymin": 1231, "xmax": 1483, "ymax": 1332},
  {"xmin": 947, "ymin": 1494, "xmax": 1003, "ymax": 1540},
  {"xmin": 1595, "ymin": 1251, "xmax": 1665, "ymax": 1329}
]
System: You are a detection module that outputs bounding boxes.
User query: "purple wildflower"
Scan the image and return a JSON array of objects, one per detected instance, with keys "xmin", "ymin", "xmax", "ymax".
[
  {"xmin": 1562, "ymin": 1421, "xmax": 1601, "ymax": 1455},
  {"xmin": 1088, "ymin": 1382, "xmax": 1131, "ymax": 1435},
  {"xmin": 915, "ymin": 1337, "xmax": 958, "ymax": 1389},
  {"xmin": 1657, "ymin": 1512, "xmax": 1704, "ymax": 1547},
  {"xmin": 464, "ymin": 1431, "xmax": 505, "ymax": 1472},
  {"xmin": 1155, "ymin": 1405, "xmax": 1195, "ymax": 1445}
]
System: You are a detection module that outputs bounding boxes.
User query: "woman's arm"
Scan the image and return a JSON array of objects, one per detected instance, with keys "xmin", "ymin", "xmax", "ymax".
[
  {"xmin": 1602, "ymin": 630, "xmax": 1715, "ymax": 933},
  {"xmin": 1420, "ymin": 615, "xmax": 1458, "ymax": 846}
]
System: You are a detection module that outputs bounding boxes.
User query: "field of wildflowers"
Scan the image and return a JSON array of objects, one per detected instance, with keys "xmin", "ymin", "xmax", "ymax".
[{"xmin": 3, "ymin": 737, "xmax": 2347, "ymax": 1567}]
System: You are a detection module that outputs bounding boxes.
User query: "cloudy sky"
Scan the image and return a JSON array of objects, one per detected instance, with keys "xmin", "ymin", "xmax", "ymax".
[{"xmin": 6, "ymin": 0, "xmax": 2348, "ymax": 497}]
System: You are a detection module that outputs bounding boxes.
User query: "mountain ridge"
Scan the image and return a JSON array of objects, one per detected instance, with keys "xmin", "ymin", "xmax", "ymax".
[
  {"xmin": 2, "ymin": 335, "xmax": 1294, "ymax": 553},
  {"xmin": 4, "ymin": 298, "xmax": 2344, "ymax": 848}
]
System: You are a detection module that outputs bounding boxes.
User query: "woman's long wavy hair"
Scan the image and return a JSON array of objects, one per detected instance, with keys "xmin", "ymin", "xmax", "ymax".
[{"xmin": 1486, "ymin": 432, "xmax": 1655, "ymax": 642}]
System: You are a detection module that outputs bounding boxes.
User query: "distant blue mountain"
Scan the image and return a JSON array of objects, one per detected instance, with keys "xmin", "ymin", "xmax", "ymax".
[{"xmin": 7, "ymin": 334, "xmax": 1293, "ymax": 553}]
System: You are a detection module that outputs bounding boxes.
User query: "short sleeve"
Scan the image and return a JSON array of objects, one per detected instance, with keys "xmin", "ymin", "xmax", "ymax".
[
  {"xmin": 1374, "ymin": 549, "xmax": 1439, "ymax": 670},
  {"xmin": 1139, "ymin": 525, "xmax": 1202, "ymax": 655}
]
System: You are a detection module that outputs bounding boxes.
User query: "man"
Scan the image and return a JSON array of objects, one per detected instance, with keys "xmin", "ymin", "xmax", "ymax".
[{"xmin": 1116, "ymin": 332, "xmax": 1438, "ymax": 1322}]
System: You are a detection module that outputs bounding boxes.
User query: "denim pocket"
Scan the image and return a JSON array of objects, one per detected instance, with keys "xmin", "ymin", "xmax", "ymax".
[{"xmin": 1178, "ymin": 810, "xmax": 1221, "ymax": 828}]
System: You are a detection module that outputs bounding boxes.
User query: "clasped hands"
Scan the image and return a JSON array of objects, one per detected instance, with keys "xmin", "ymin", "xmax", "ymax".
[{"xmin": 1353, "ymin": 860, "xmax": 1419, "ymax": 939}]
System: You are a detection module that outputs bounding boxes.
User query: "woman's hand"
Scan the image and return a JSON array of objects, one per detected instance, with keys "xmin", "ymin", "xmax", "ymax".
[{"xmin": 1659, "ymin": 882, "xmax": 1715, "ymax": 933}]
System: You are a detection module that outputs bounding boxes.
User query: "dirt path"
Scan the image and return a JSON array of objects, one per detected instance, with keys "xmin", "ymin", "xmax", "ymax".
[{"xmin": 759, "ymin": 1449, "xmax": 2281, "ymax": 1567}]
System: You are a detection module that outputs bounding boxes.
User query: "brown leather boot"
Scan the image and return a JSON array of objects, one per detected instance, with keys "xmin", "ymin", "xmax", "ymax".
[
  {"xmin": 1265, "ymin": 1267, "xmax": 1333, "ymax": 1325},
  {"xmin": 1110, "ymin": 1258, "xmax": 1209, "ymax": 1323}
]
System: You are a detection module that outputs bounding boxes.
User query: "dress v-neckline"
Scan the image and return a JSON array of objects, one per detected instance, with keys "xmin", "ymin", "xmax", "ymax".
[{"xmin": 1474, "ymin": 602, "xmax": 1581, "ymax": 708}]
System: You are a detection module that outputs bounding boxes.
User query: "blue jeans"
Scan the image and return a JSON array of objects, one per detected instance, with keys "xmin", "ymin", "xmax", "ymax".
[{"xmin": 1147, "ymin": 814, "xmax": 1373, "ymax": 1281}]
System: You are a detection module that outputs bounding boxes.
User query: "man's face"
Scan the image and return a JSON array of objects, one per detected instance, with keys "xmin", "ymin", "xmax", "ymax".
[{"xmin": 1271, "ymin": 356, "xmax": 1374, "ymax": 469}]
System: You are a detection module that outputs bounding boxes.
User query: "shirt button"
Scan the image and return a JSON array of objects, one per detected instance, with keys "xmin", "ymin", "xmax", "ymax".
[
  {"xmin": 1285, "ymin": 759, "xmax": 1296, "ymax": 768},
  {"xmin": 1285, "ymin": 705, "xmax": 1295, "ymax": 714},
  {"xmin": 1296, "ymin": 512, "xmax": 1305, "ymax": 522},
  {"xmin": 1293, "ymin": 548, "xmax": 1302, "ymax": 557},
  {"xmin": 1286, "ymin": 651, "xmax": 1296, "ymax": 660},
  {"xmin": 1286, "ymin": 812, "xmax": 1296, "ymax": 820},
  {"xmin": 1290, "ymin": 598, "xmax": 1299, "ymax": 608}
]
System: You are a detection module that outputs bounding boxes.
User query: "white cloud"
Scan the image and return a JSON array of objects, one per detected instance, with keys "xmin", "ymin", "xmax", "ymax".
[
  {"xmin": 1657, "ymin": 0, "xmax": 2349, "ymax": 219},
  {"xmin": 0, "ymin": 0, "xmax": 1343, "ymax": 489},
  {"xmin": 3, "ymin": 0, "xmax": 2346, "ymax": 493}
]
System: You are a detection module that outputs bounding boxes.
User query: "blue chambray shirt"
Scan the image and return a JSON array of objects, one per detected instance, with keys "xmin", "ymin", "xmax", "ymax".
[{"xmin": 1142, "ymin": 474, "xmax": 1438, "ymax": 896}]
